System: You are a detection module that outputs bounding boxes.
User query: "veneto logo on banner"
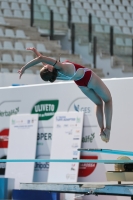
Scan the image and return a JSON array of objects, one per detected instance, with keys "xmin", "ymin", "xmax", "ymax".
[
  {"xmin": 31, "ymin": 100, "xmax": 59, "ymax": 120},
  {"xmin": 68, "ymin": 98, "xmax": 98, "ymax": 127},
  {"xmin": 78, "ymin": 155, "xmax": 98, "ymax": 177},
  {"xmin": 0, "ymin": 129, "xmax": 9, "ymax": 148},
  {"xmin": 68, "ymin": 98, "xmax": 92, "ymax": 115}
]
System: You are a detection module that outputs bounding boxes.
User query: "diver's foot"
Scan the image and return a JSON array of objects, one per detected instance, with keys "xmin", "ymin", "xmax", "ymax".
[{"xmin": 100, "ymin": 128, "xmax": 110, "ymax": 143}]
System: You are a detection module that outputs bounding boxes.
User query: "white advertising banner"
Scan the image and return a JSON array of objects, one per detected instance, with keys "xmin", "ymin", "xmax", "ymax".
[
  {"xmin": 48, "ymin": 112, "xmax": 84, "ymax": 183},
  {"xmin": 0, "ymin": 78, "xmax": 133, "ymax": 200},
  {"xmin": 48, "ymin": 112, "xmax": 84, "ymax": 200},
  {"xmin": 5, "ymin": 114, "xmax": 38, "ymax": 189}
]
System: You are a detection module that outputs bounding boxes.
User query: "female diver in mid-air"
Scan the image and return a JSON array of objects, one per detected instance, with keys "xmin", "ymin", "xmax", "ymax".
[{"xmin": 18, "ymin": 47, "xmax": 113, "ymax": 143}]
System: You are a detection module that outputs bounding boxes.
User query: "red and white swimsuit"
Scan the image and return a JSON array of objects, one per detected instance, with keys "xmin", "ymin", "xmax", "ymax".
[{"xmin": 57, "ymin": 60, "xmax": 92, "ymax": 87}]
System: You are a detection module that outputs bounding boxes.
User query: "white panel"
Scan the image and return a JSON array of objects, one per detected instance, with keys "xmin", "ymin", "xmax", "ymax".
[
  {"xmin": 48, "ymin": 112, "xmax": 84, "ymax": 182},
  {"xmin": 5, "ymin": 114, "xmax": 38, "ymax": 189}
]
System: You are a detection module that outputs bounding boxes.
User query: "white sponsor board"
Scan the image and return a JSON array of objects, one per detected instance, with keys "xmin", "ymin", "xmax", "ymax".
[
  {"xmin": 0, "ymin": 78, "xmax": 133, "ymax": 200},
  {"xmin": 48, "ymin": 112, "xmax": 84, "ymax": 200},
  {"xmin": 5, "ymin": 114, "xmax": 38, "ymax": 189},
  {"xmin": 48, "ymin": 112, "xmax": 84, "ymax": 182}
]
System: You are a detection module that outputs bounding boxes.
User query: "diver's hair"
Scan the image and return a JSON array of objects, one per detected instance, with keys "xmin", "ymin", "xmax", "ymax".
[{"xmin": 40, "ymin": 67, "xmax": 58, "ymax": 83}]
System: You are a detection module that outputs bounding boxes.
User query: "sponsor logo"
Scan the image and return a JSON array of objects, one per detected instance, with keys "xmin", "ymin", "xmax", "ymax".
[
  {"xmin": 56, "ymin": 116, "xmax": 75, "ymax": 121},
  {"xmin": 74, "ymin": 104, "xmax": 91, "ymax": 114},
  {"xmin": 37, "ymin": 132, "xmax": 52, "ymax": 141},
  {"xmin": 66, "ymin": 174, "xmax": 76, "ymax": 180},
  {"xmin": 12, "ymin": 119, "xmax": 15, "ymax": 124},
  {"xmin": 74, "ymin": 134, "xmax": 80, "ymax": 138},
  {"xmin": 73, "ymin": 151, "xmax": 78, "ymax": 156},
  {"xmin": 68, "ymin": 98, "xmax": 99, "ymax": 127},
  {"xmin": 56, "ymin": 124, "xmax": 61, "ymax": 128},
  {"xmin": 0, "ymin": 107, "xmax": 19, "ymax": 117},
  {"xmin": 71, "ymin": 164, "xmax": 76, "ymax": 171},
  {"xmin": 78, "ymin": 155, "xmax": 98, "ymax": 177},
  {"xmin": 0, "ymin": 129, "xmax": 9, "ymax": 148},
  {"xmin": 76, "ymin": 117, "xmax": 81, "ymax": 123},
  {"xmin": 82, "ymin": 133, "xmax": 95, "ymax": 143},
  {"xmin": 31, "ymin": 119, "xmax": 34, "ymax": 123},
  {"xmin": 65, "ymin": 130, "xmax": 72, "ymax": 135},
  {"xmin": 72, "ymin": 143, "xmax": 78, "ymax": 148},
  {"xmin": 13, "ymin": 121, "xmax": 33, "ymax": 129},
  {"xmin": 27, "ymin": 120, "xmax": 30, "ymax": 124},
  {"xmin": 73, "ymin": 138, "xmax": 79, "ymax": 140},
  {"xmin": 64, "ymin": 124, "xmax": 68, "ymax": 127},
  {"xmin": 68, "ymin": 98, "xmax": 92, "ymax": 115},
  {"xmin": 35, "ymin": 155, "xmax": 50, "ymax": 171},
  {"xmin": 70, "ymin": 124, "xmax": 77, "ymax": 127},
  {"xmin": 0, "ymin": 155, "xmax": 6, "ymax": 175},
  {"xmin": 31, "ymin": 100, "xmax": 59, "ymax": 120}
]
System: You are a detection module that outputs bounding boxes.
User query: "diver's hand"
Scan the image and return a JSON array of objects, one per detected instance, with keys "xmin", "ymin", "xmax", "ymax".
[
  {"xmin": 26, "ymin": 47, "xmax": 36, "ymax": 53},
  {"xmin": 18, "ymin": 66, "xmax": 25, "ymax": 79}
]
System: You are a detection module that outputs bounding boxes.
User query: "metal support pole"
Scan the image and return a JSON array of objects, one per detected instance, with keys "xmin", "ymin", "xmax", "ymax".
[
  {"xmin": 110, "ymin": 26, "xmax": 114, "ymax": 56},
  {"xmin": 88, "ymin": 14, "xmax": 92, "ymax": 43},
  {"xmin": 71, "ymin": 23, "xmax": 75, "ymax": 54},
  {"xmin": 50, "ymin": 10, "xmax": 54, "ymax": 40},
  {"xmin": 30, "ymin": 0, "xmax": 34, "ymax": 27},
  {"xmin": 68, "ymin": 0, "xmax": 71, "ymax": 29},
  {"xmin": 93, "ymin": 36, "xmax": 97, "ymax": 68}
]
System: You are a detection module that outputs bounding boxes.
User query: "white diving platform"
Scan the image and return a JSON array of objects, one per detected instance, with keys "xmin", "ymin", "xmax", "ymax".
[
  {"xmin": 20, "ymin": 182, "xmax": 133, "ymax": 197},
  {"xmin": 20, "ymin": 149, "xmax": 133, "ymax": 198}
]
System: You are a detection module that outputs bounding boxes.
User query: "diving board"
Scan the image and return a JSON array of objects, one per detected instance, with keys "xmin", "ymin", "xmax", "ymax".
[
  {"xmin": 78, "ymin": 149, "xmax": 133, "ymax": 156},
  {"xmin": 20, "ymin": 182, "xmax": 133, "ymax": 197}
]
